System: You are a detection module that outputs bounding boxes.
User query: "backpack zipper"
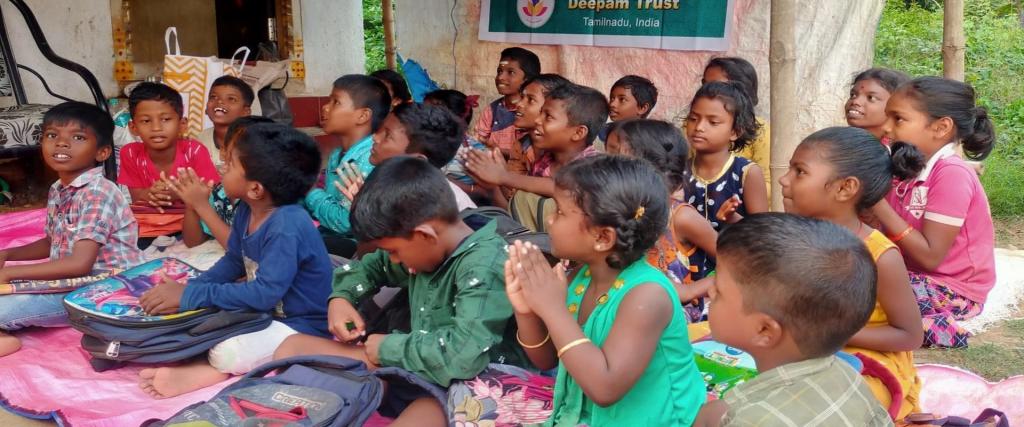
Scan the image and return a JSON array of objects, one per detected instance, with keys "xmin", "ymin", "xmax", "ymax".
[{"xmin": 105, "ymin": 341, "xmax": 120, "ymax": 358}]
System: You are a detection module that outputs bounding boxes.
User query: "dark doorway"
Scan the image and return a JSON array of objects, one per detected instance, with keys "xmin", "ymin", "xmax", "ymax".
[{"xmin": 215, "ymin": 0, "xmax": 277, "ymax": 59}]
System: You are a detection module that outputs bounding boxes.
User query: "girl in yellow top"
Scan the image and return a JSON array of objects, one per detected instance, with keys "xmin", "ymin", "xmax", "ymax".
[{"xmin": 778, "ymin": 126, "xmax": 923, "ymax": 420}]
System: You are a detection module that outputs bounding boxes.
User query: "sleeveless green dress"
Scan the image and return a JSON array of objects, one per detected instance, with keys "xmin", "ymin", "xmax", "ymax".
[{"xmin": 544, "ymin": 260, "xmax": 705, "ymax": 426}]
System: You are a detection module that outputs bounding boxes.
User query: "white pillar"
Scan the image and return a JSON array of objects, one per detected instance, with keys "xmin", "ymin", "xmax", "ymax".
[{"xmin": 299, "ymin": 0, "xmax": 366, "ymax": 95}]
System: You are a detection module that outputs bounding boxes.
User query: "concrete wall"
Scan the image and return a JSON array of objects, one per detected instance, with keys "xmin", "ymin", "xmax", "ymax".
[
  {"xmin": 393, "ymin": 0, "xmax": 883, "ymax": 132},
  {"xmin": 297, "ymin": 0, "xmax": 366, "ymax": 95},
  {"xmin": 0, "ymin": 0, "xmax": 117, "ymax": 103}
]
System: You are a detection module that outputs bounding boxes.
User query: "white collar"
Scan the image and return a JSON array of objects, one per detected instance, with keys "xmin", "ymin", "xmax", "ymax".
[{"xmin": 916, "ymin": 143, "xmax": 958, "ymax": 182}]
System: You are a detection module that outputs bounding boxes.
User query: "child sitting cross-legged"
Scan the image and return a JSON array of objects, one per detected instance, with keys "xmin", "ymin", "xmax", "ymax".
[
  {"xmin": 0, "ymin": 102, "xmax": 144, "ymax": 357},
  {"xmin": 119, "ymin": 82, "xmax": 220, "ymax": 245},
  {"xmin": 334, "ymin": 103, "xmax": 476, "ymax": 211},
  {"xmin": 166, "ymin": 116, "xmax": 275, "ymax": 248},
  {"xmin": 304, "ymin": 74, "xmax": 391, "ymax": 258},
  {"xmin": 694, "ymin": 213, "xmax": 893, "ymax": 426},
  {"xmin": 780, "ymin": 127, "xmax": 923, "ymax": 418},
  {"xmin": 466, "ymin": 83, "xmax": 606, "ymax": 232},
  {"xmin": 274, "ymin": 156, "xmax": 528, "ymax": 426},
  {"xmin": 508, "ymin": 155, "xmax": 705, "ymax": 426},
  {"xmin": 136, "ymin": 123, "xmax": 333, "ymax": 398}
]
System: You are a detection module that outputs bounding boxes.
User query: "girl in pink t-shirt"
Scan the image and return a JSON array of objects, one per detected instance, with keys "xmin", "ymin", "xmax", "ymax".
[{"xmin": 870, "ymin": 77, "xmax": 996, "ymax": 348}]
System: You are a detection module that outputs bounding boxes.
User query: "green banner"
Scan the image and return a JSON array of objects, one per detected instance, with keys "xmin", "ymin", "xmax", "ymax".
[{"xmin": 479, "ymin": 0, "xmax": 733, "ymax": 51}]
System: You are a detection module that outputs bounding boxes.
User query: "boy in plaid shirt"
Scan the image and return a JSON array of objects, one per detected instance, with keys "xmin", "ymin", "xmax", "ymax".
[
  {"xmin": 695, "ymin": 214, "xmax": 893, "ymax": 427},
  {"xmin": 0, "ymin": 102, "xmax": 143, "ymax": 357}
]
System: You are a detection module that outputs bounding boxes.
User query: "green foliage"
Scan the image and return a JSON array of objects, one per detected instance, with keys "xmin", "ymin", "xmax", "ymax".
[
  {"xmin": 875, "ymin": 0, "xmax": 1024, "ymax": 217},
  {"xmin": 363, "ymin": 0, "xmax": 385, "ymax": 73}
]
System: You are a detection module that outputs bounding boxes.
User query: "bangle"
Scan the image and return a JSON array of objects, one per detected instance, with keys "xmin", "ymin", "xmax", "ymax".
[
  {"xmin": 516, "ymin": 331, "xmax": 550, "ymax": 349},
  {"xmin": 889, "ymin": 226, "xmax": 914, "ymax": 243},
  {"xmin": 557, "ymin": 338, "xmax": 591, "ymax": 358}
]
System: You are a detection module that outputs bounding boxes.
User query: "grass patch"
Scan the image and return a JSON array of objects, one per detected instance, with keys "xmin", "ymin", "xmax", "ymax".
[{"xmin": 916, "ymin": 318, "xmax": 1024, "ymax": 381}]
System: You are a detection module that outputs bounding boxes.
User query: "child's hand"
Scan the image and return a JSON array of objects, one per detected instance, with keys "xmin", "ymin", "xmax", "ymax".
[
  {"xmin": 327, "ymin": 298, "xmax": 366, "ymax": 342},
  {"xmin": 145, "ymin": 182, "xmax": 175, "ymax": 213},
  {"xmin": 163, "ymin": 168, "xmax": 213, "ymax": 208},
  {"xmin": 716, "ymin": 195, "xmax": 743, "ymax": 223},
  {"xmin": 333, "ymin": 162, "xmax": 366, "ymax": 202},
  {"xmin": 464, "ymin": 148, "xmax": 507, "ymax": 189},
  {"xmin": 139, "ymin": 274, "xmax": 186, "ymax": 315},
  {"xmin": 364, "ymin": 333, "xmax": 385, "ymax": 366},
  {"xmin": 0, "ymin": 251, "xmax": 7, "ymax": 270},
  {"xmin": 504, "ymin": 246, "xmax": 533, "ymax": 316},
  {"xmin": 511, "ymin": 240, "xmax": 568, "ymax": 320}
]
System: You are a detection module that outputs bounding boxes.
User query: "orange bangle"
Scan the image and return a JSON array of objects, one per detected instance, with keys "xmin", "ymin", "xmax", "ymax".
[{"xmin": 889, "ymin": 226, "xmax": 914, "ymax": 243}]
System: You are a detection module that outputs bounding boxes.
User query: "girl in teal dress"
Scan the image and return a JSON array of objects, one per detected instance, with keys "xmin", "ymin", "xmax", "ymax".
[{"xmin": 506, "ymin": 155, "xmax": 705, "ymax": 426}]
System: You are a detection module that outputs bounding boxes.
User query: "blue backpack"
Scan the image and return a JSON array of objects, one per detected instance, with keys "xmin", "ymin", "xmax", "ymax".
[
  {"xmin": 148, "ymin": 356, "xmax": 446, "ymax": 427},
  {"xmin": 64, "ymin": 258, "xmax": 273, "ymax": 372}
]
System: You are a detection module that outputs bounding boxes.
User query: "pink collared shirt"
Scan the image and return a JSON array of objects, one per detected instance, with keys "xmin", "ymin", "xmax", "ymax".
[{"xmin": 885, "ymin": 143, "xmax": 995, "ymax": 303}]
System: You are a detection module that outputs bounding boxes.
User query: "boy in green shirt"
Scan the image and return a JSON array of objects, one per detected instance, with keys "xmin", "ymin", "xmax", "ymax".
[{"xmin": 276, "ymin": 156, "xmax": 525, "ymax": 426}]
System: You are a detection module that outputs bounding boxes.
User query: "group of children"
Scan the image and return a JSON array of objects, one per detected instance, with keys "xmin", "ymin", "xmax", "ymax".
[{"xmin": 0, "ymin": 44, "xmax": 998, "ymax": 426}]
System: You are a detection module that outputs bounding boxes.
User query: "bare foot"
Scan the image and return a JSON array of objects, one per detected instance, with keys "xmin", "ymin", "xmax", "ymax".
[
  {"xmin": 138, "ymin": 361, "xmax": 229, "ymax": 399},
  {"xmin": 0, "ymin": 331, "xmax": 21, "ymax": 357}
]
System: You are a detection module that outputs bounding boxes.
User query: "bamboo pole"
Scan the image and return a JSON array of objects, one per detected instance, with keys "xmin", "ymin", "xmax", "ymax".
[
  {"xmin": 769, "ymin": 0, "xmax": 798, "ymax": 211},
  {"xmin": 942, "ymin": 0, "xmax": 965, "ymax": 81},
  {"xmin": 382, "ymin": 0, "xmax": 396, "ymax": 70}
]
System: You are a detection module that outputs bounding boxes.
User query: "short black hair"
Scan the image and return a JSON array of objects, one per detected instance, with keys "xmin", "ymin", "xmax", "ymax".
[
  {"xmin": 521, "ymin": 73, "xmax": 572, "ymax": 95},
  {"xmin": 210, "ymin": 75, "xmax": 255, "ymax": 106},
  {"xmin": 234, "ymin": 122, "xmax": 321, "ymax": 206},
  {"xmin": 800, "ymin": 127, "xmax": 897, "ymax": 211},
  {"xmin": 424, "ymin": 89, "xmax": 475, "ymax": 125},
  {"xmin": 608, "ymin": 119, "xmax": 688, "ymax": 191},
  {"xmin": 554, "ymin": 155, "xmax": 668, "ymax": 269},
  {"xmin": 718, "ymin": 213, "xmax": 876, "ymax": 358},
  {"xmin": 332, "ymin": 74, "xmax": 392, "ymax": 132},
  {"xmin": 350, "ymin": 156, "xmax": 459, "ymax": 241},
  {"xmin": 224, "ymin": 115, "xmax": 275, "ymax": 150},
  {"xmin": 500, "ymin": 47, "xmax": 541, "ymax": 80},
  {"xmin": 690, "ymin": 81, "xmax": 761, "ymax": 152},
  {"xmin": 705, "ymin": 57, "xmax": 760, "ymax": 106},
  {"xmin": 392, "ymin": 103, "xmax": 466, "ymax": 168},
  {"xmin": 370, "ymin": 69, "xmax": 412, "ymax": 105},
  {"xmin": 43, "ymin": 101, "xmax": 117, "ymax": 181},
  {"xmin": 129, "ymin": 82, "xmax": 184, "ymax": 117},
  {"xmin": 611, "ymin": 75, "xmax": 658, "ymax": 118},
  {"xmin": 899, "ymin": 76, "xmax": 996, "ymax": 161},
  {"xmin": 851, "ymin": 67, "xmax": 910, "ymax": 94},
  {"xmin": 546, "ymin": 84, "xmax": 609, "ymax": 146}
]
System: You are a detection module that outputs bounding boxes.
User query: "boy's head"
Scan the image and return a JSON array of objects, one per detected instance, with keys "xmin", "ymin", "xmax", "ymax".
[
  {"xmin": 516, "ymin": 73, "xmax": 572, "ymax": 130},
  {"xmin": 128, "ymin": 82, "xmax": 186, "ymax": 151},
  {"xmin": 218, "ymin": 115, "xmax": 275, "ymax": 165},
  {"xmin": 222, "ymin": 122, "xmax": 321, "ymax": 207},
  {"xmin": 322, "ymin": 74, "xmax": 392, "ymax": 138},
  {"xmin": 41, "ymin": 101, "xmax": 117, "ymax": 181},
  {"xmin": 495, "ymin": 47, "xmax": 540, "ymax": 96},
  {"xmin": 424, "ymin": 89, "xmax": 476, "ymax": 125},
  {"xmin": 708, "ymin": 213, "xmax": 876, "ymax": 362},
  {"xmin": 534, "ymin": 84, "xmax": 608, "ymax": 151},
  {"xmin": 350, "ymin": 156, "xmax": 460, "ymax": 273},
  {"xmin": 207, "ymin": 76, "xmax": 254, "ymax": 127},
  {"xmin": 608, "ymin": 75, "xmax": 658, "ymax": 121},
  {"xmin": 369, "ymin": 103, "xmax": 465, "ymax": 168},
  {"xmin": 370, "ymin": 69, "xmax": 412, "ymax": 108}
]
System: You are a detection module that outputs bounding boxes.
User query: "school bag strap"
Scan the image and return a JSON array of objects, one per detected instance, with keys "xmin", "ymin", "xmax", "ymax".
[{"xmin": 241, "ymin": 355, "xmax": 372, "ymax": 380}]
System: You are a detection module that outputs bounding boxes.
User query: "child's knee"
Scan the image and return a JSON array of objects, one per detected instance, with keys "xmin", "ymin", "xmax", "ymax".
[{"xmin": 208, "ymin": 321, "xmax": 297, "ymax": 374}]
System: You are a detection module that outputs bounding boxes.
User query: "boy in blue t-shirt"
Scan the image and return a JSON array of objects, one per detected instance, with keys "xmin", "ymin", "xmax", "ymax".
[{"xmin": 137, "ymin": 123, "xmax": 332, "ymax": 399}]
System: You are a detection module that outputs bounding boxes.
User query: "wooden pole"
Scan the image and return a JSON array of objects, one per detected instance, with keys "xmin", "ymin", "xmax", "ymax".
[
  {"xmin": 382, "ymin": 0, "xmax": 397, "ymax": 70},
  {"xmin": 769, "ymin": 0, "xmax": 798, "ymax": 211},
  {"xmin": 942, "ymin": 0, "xmax": 965, "ymax": 81}
]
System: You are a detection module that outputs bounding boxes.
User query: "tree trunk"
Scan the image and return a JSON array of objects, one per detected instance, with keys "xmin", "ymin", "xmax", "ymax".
[
  {"xmin": 382, "ymin": 0, "xmax": 396, "ymax": 70},
  {"xmin": 769, "ymin": 0, "xmax": 797, "ymax": 211},
  {"xmin": 942, "ymin": 0, "xmax": 965, "ymax": 81}
]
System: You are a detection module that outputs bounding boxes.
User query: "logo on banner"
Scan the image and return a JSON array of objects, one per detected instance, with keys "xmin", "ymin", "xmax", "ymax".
[{"xmin": 517, "ymin": 0, "xmax": 554, "ymax": 28}]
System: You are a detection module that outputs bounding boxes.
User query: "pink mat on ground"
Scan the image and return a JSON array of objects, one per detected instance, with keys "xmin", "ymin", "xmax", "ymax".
[
  {"xmin": 0, "ymin": 328, "xmax": 395, "ymax": 426},
  {"xmin": 917, "ymin": 364, "xmax": 1024, "ymax": 424},
  {"xmin": 0, "ymin": 209, "xmax": 46, "ymax": 249}
]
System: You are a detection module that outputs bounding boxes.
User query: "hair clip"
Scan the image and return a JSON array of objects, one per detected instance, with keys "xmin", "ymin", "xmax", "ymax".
[{"xmin": 633, "ymin": 206, "xmax": 645, "ymax": 220}]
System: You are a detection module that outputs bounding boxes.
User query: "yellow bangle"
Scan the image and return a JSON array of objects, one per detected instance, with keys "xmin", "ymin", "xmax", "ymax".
[
  {"xmin": 557, "ymin": 338, "xmax": 592, "ymax": 358},
  {"xmin": 516, "ymin": 331, "xmax": 550, "ymax": 349}
]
